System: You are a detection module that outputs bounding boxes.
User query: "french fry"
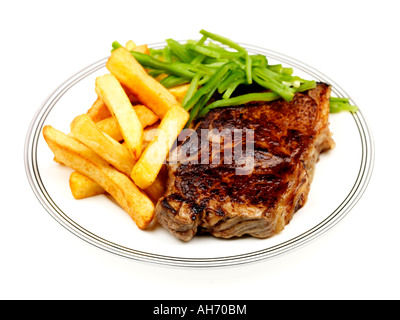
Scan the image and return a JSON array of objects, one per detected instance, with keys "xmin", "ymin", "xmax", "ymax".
[
  {"xmin": 43, "ymin": 125, "xmax": 154, "ymax": 229},
  {"xmin": 87, "ymin": 91, "xmax": 179, "ymax": 128},
  {"xmin": 86, "ymin": 97, "xmax": 111, "ymax": 122},
  {"xmin": 87, "ymin": 87, "xmax": 141, "ymax": 122},
  {"xmin": 71, "ymin": 114, "xmax": 135, "ymax": 176},
  {"xmin": 125, "ymin": 40, "xmax": 136, "ymax": 51},
  {"xmin": 125, "ymin": 41, "xmax": 151, "ymax": 55},
  {"xmin": 69, "ymin": 169, "xmax": 167, "ymax": 202},
  {"xmin": 44, "ymin": 40, "xmax": 188, "ymax": 231},
  {"xmin": 141, "ymin": 122, "xmax": 159, "ymax": 150},
  {"xmin": 133, "ymin": 104, "xmax": 159, "ymax": 128},
  {"xmin": 94, "ymin": 105, "xmax": 158, "ymax": 142},
  {"xmin": 95, "ymin": 116, "xmax": 124, "ymax": 142},
  {"xmin": 66, "ymin": 123, "xmax": 164, "ymax": 201},
  {"xmin": 95, "ymin": 73, "xmax": 143, "ymax": 160},
  {"xmin": 69, "ymin": 171, "xmax": 105, "ymax": 199},
  {"xmin": 67, "ymin": 163, "xmax": 167, "ymax": 202},
  {"xmin": 168, "ymin": 83, "xmax": 190, "ymax": 104},
  {"xmin": 132, "ymin": 44, "xmax": 150, "ymax": 55},
  {"xmin": 122, "ymin": 85, "xmax": 140, "ymax": 103},
  {"xmin": 106, "ymin": 47, "xmax": 181, "ymax": 119},
  {"xmin": 131, "ymin": 105, "xmax": 189, "ymax": 189},
  {"xmin": 144, "ymin": 165, "xmax": 167, "ymax": 202}
]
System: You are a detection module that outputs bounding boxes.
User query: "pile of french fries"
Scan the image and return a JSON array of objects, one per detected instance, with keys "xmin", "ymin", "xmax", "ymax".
[{"xmin": 43, "ymin": 42, "xmax": 189, "ymax": 230}]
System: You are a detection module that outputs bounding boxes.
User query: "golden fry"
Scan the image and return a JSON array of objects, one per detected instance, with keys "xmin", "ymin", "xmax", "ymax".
[
  {"xmin": 67, "ymin": 169, "xmax": 167, "ymax": 203},
  {"xmin": 133, "ymin": 104, "xmax": 159, "ymax": 128},
  {"xmin": 69, "ymin": 171, "xmax": 105, "ymax": 199},
  {"xmin": 43, "ymin": 38, "xmax": 190, "ymax": 230},
  {"xmin": 67, "ymin": 138, "xmax": 166, "ymax": 202},
  {"xmin": 106, "ymin": 47, "xmax": 181, "ymax": 119},
  {"xmin": 168, "ymin": 83, "xmax": 190, "ymax": 104},
  {"xmin": 143, "ymin": 165, "xmax": 167, "ymax": 202},
  {"xmin": 43, "ymin": 125, "xmax": 154, "ymax": 229},
  {"xmin": 125, "ymin": 40, "xmax": 136, "ymax": 51},
  {"xmin": 86, "ymin": 97, "xmax": 111, "ymax": 122},
  {"xmin": 124, "ymin": 41, "xmax": 150, "ymax": 55},
  {"xmin": 95, "ymin": 116, "xmax": 124, "ymax": 142},
  {"xmin": 132, "ymin": 44, "xmax": 150, "ymax": 55},
  {"xmin": 87, "ymin": 86, "xmax": 142, "ymax": 122},
  {"xmin": 95, "ymin": 73, "xmax": 143, "ymax": 160},
  {"xmin": 70, "ymin": 114, "xmax": 135, "ymax": 176},
  {"xmin": 94, "ymin": 105, "xmax": 158, "ymax": 142},
  {"xmin": 131, "ymin": 105, "xmax": 189, "ymax": 189}
]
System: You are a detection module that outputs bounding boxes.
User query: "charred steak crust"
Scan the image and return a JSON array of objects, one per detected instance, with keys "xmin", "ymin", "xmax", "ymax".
[{"xmin": 155, "ymin": 83, "xmax": 335, "ymax": 241}]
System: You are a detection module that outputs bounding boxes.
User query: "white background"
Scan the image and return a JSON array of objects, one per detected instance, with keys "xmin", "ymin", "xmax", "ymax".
[{"xmin": 2, "ymin": 0, "xmax": 399, "ymax": 300}]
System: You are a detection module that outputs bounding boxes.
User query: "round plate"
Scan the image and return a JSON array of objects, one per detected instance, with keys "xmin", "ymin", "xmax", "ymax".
[{"xmin": 24, "ymin": 43, "xmax": 374, "ymax": 268}]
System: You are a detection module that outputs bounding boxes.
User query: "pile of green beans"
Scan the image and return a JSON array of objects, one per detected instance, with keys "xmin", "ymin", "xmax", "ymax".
[{"xmin": 112, "ymin": 30, "xmax": 357, "ymax": 125}]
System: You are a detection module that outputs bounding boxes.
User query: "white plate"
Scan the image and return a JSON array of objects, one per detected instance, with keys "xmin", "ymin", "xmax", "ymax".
[{"xmin": 24, "ymin": 43, "xmax": 374, "ymax": 268}]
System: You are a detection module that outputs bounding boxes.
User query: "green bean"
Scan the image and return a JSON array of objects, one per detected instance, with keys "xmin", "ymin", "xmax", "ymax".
[
  {"xmin": 251, "ymin": 55, "xmax": 268, "ymax": 67},
  {"xmin": 187, "ymin": 69, "xmax": 232, "ymax": 127},
  {"xmin": 191, "ymin": 44, "xmax": 243, "ymax": 59},
  {"xmin": 130, "ymin": 51, "xmax": 195, "ymax": 79},
  {"xmin": 252, "ymin": 68, "xmax": 294, "ymax": 102},
  {"xmin": 198, "ymin": 30, "xmax": 252, "ymax": 83},
  {"xmin": 222, "ymin": 78, "xmax": 247, "ymax": 99},
  {"xmin": 295, "ymin": 80, "xmax": 316, "ymax": 92},
  {"xmin": 217, "ymin": 69, "xmax": 245, "ymax": 94},
  {"xmin": 186, "ymin": 43, "xmax": 221, "ymax": 59},
  {"xmin": 330, "ymin": 97, "xmax": 350, "ymax": 103},
  {"xmin": 254, "ymin": 66, "xmax": 297, "ymax": 83},
  {"xmin": 112, "ymin": 29, "xmax": 356, "ymax": 124},
  {"xmin": 160, "ymin": 75, "xmax": 188, "ymax": 88},
  {"xmin": 282, "ymin": 67, "xmax": 293, "ymax": 75},
  {"xmin": 183, "ymin": 62, "xmax": 235, "ymax": 111},
  {"xmin": 190, "ymin": 53, "xmax": 206, "ymax": 65},
  {"xmin": 181, "ymin": 73, "xmax": 201, "ymax": 107},
  {"xmin": 166, "ymin": 38, "xmax": 194, "ymax": 63},
  {"xmin": 163, "ymin": 46, "xmax": 172, "ymax": 63},
  {"xmin": 329, "ymin": 98, "xmax": 358, "ymax": 113},
  {"xmin": 197, "ymin": 92, "xmax": 281, "ymax": 118},
  {"xmin": 199, "ymin": 29, "xmax": 247, "ymax": 54},
  {"xmin": 111, "ymin": 41, "xmax": 123, "ymax": 51}
]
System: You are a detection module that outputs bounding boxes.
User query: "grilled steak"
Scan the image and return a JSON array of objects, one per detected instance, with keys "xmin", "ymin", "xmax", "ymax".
[{"xmin": 155, "ymin": 83, "xmax": 335, "ymax": 241}]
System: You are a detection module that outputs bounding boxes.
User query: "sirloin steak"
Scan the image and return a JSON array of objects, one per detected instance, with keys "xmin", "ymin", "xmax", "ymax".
[{"xmin": 155, "ymin": 83, "xmax": 335, "ymax": 241}]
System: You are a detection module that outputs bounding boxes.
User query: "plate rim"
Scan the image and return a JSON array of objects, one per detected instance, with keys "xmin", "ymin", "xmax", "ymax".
[{"xmin": 24, "ymin": 42, "xmax": 375, "ymax": 268}]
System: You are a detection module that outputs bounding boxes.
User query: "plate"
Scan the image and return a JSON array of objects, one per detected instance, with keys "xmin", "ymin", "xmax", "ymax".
[{"xmin": 24, "ymin": 43, "xmax": 374, "ymax": 268}]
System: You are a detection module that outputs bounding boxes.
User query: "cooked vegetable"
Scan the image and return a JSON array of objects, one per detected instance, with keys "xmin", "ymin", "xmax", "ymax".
[
  {"xmin": 197, "ymin": 92, "xmax": 281, "ymax": 118},
  {"xmin": 112, "ymin": 30, "xmax": 357, "ymax": 126},
  {"xmin": 329, "ymin": 97, "xmax": 358, "ymax": 113}
]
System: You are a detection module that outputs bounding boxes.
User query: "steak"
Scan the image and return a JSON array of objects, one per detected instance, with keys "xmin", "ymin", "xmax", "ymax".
[{"xmin": 155, "ymin": 83, "xmax": 335, "ymax": 241}]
